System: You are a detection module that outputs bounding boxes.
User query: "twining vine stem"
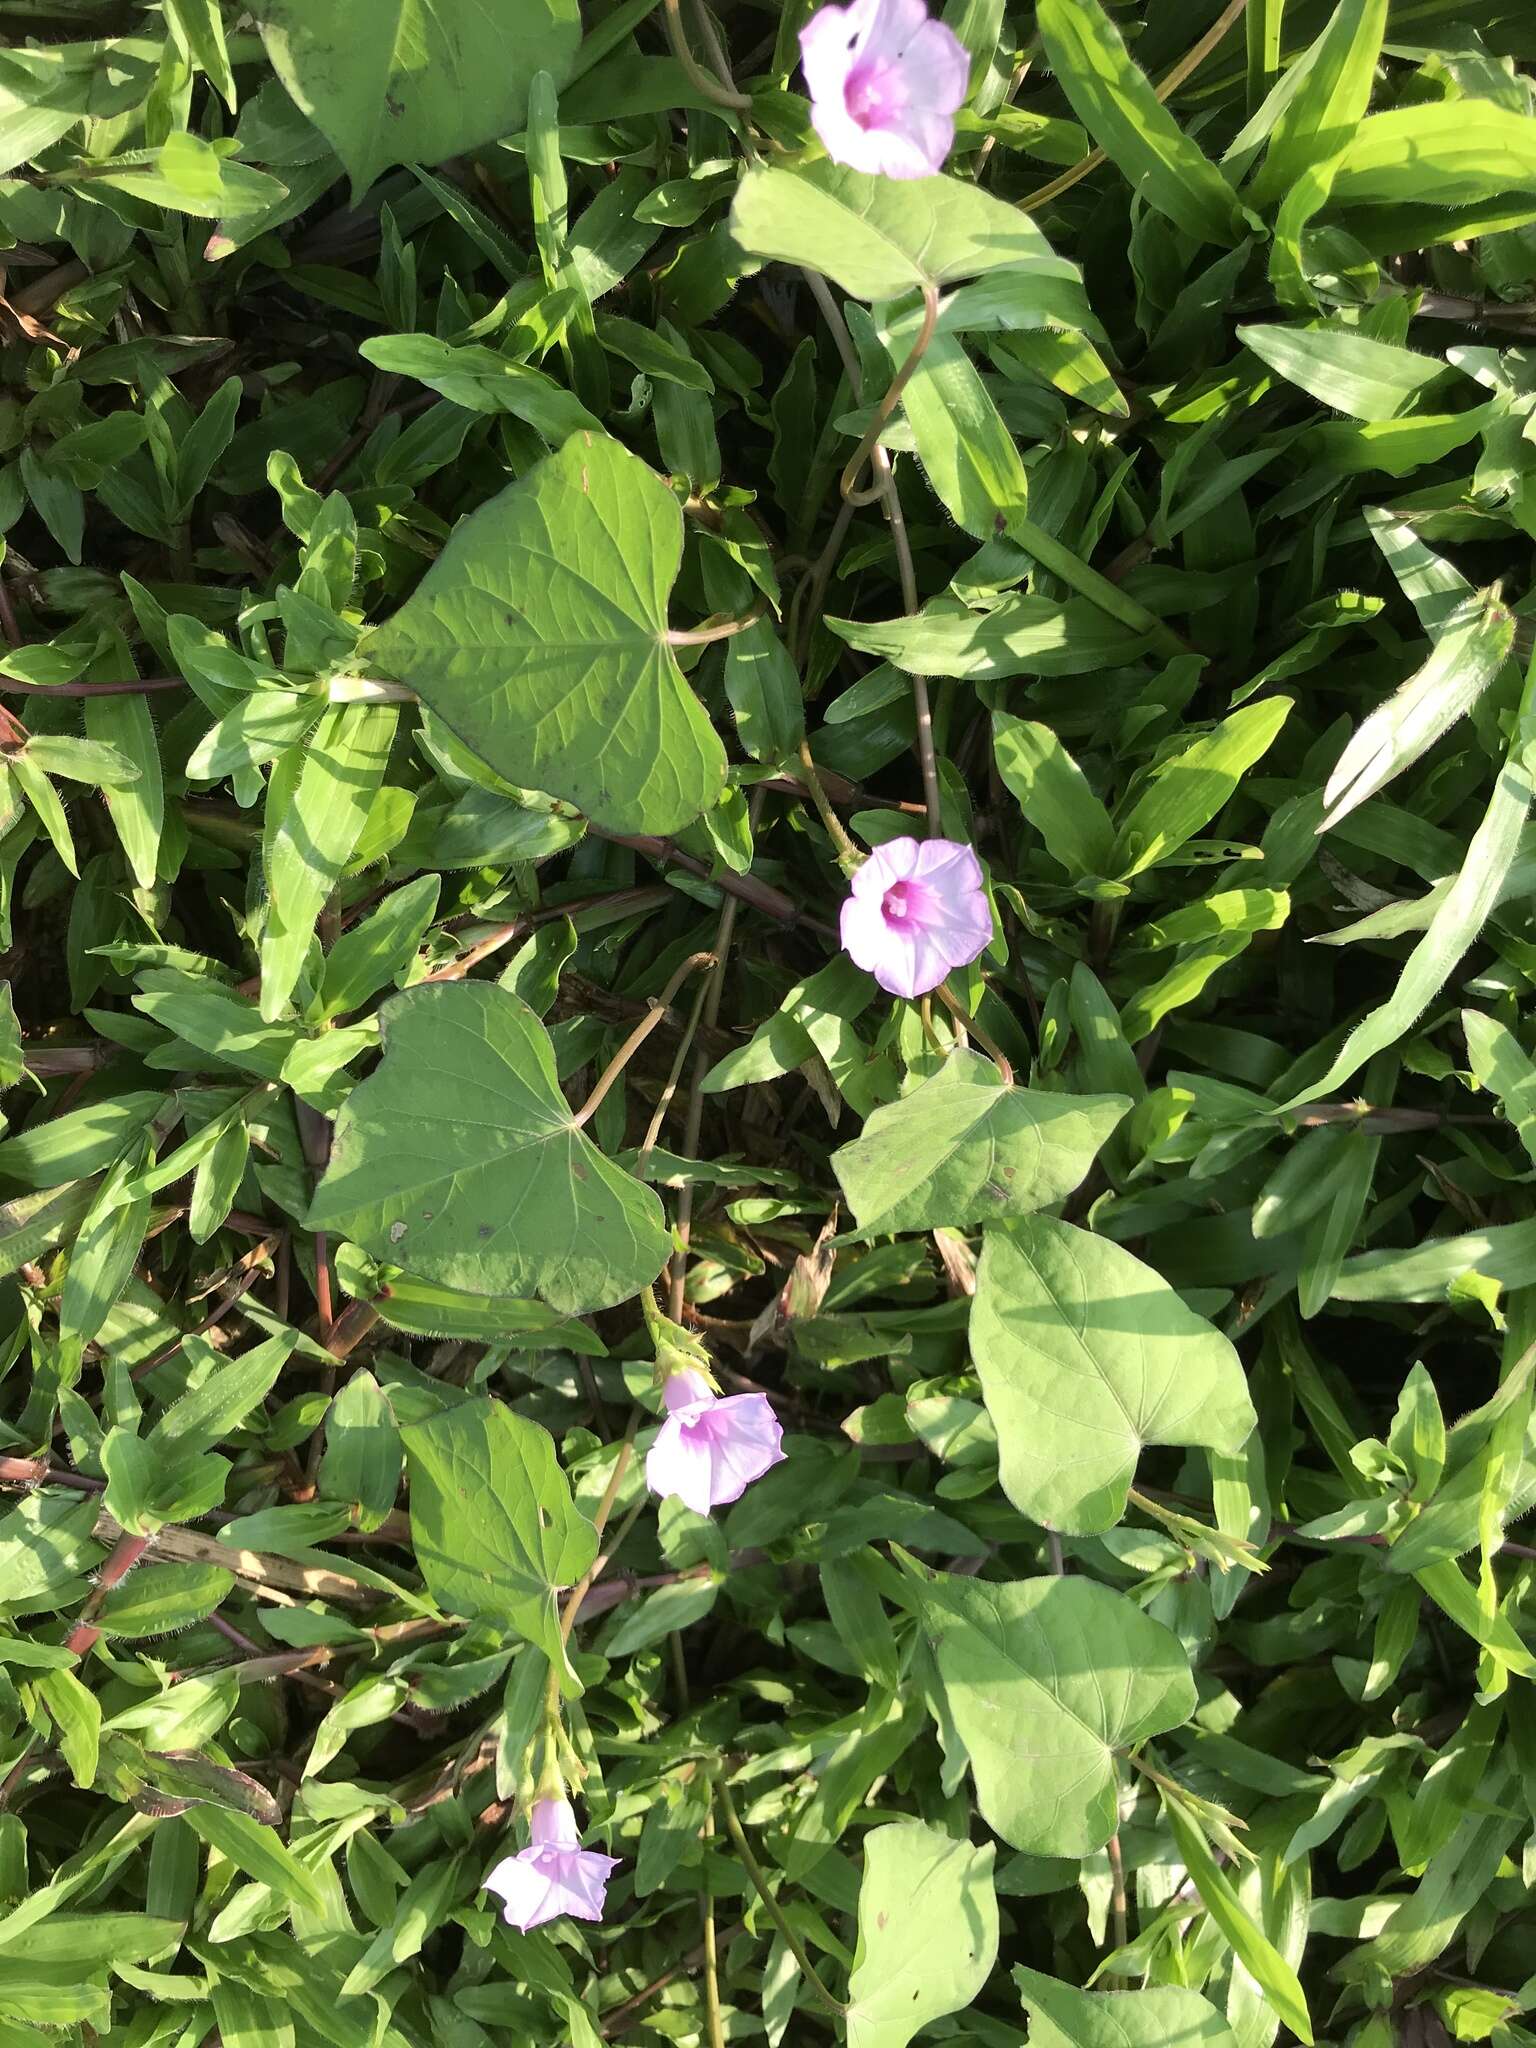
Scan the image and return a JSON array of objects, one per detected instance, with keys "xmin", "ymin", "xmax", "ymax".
[
  {"xmin": 800, "ymin": 268, "xmax": 942, "ymax": 835},
  {"xmin": 712, "ymin": 1775, "xmax": 850, "ymax": 2018},
  {"xmin": 570, "ymin": 950, "xmax": 717, "ymax": 1130}
]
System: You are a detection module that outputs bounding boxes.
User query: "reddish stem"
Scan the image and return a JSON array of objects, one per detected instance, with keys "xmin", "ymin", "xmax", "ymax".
[{"xmin": 65, "ymin": 1530, "xmax": 151, "ymax": 1656}]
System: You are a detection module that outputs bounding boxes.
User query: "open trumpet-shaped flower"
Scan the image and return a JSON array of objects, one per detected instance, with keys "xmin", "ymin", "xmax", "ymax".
[
  {"xmin": 646, "ymin": 1368, "xmax": 785, "ymax": 1516},
  {"xmin": 483, "ymin": 1798, "xmax": 619, "ymax": 1932},
  {"xmin": 800, "ymin": 0, "xmax": 970, "ymax": 181},
  {"xmin": 840, "ymin": 836, "xmax": 992, "ymax": 998}
]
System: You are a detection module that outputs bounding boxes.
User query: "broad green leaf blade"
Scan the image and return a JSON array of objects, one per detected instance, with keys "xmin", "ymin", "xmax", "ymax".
[
  {"xmin": 827, "ymin": 596, "xmax": 1151, "ymax": 679},
  {"xmin": 972, "ymin": 1216, "xmax": 1256, "ymax": 1534},
  {"xmin": 259, "ymin": 702, "xmax": 397, "ymax": 1021},
  {"xmin": 367, "ymin": 431, "xmax": 725, "ymax": 835},
  {"xmin": 730, "ymin": 160, "xmax": 1057, "ymax": 302},
  {"xmin": 1284, "ymin": 747, "xmax": 1534, "ymax": 1107},
  {"xmin": 1463, "ymin": 1012, "xmax": 1536, "ymax": 1171},
  {"xmin": 148, "ymin": 1335, "xmax": 293, "ymax": 1457},
  {"xmin": 1327, "ymin": 103, "xmax": 1536, "ymax": 245},
  {"xmin": 1113, "ymin": 698, "xmax": 1292, "ymax": 877},
  {"xmin": 254, "ymin": 0, "xmax": 581, "ymax": 197},
  {"xmin": 831, "ymin": 1053, "xmax": 1128, "ymax": 1238},
  {"xmin": 183, "ymin": 1805, "xmax": 327, "ymax": 1913},
  {"xmin": 992, "ymin": 713, "xmax": 1116, "ymax": 878},
  {"xmin": 402, "ymin": 1396, "xmax": 597, "ymax": 1689},
  {"xmin": 1036, "ymin": 0, "xmax": 1245, "ymax": 246},
  {"xmin": 306, "ymin": 981, "xmax": 671, "ymax": 1315},
  {"xmin": 1243, "ymin": 0, "xmax": 1387, "ymax": 207},
  {"xmin": 907, "ymin": 1571, "xmax": 1196, "ymax": 1855},
  {"xmin": 1015, "ymin": 1968, "xmax": 1239, "ymax": 2048},
  {"xmin": 1163, "ymin": 1805, "xmax": 1314, "ymax": 2045},
  {"xmin": 845, "ymin": 1823, "xmax": 998, "ymax": 2048},
  {"xmin": 1319, "ymin": 593, "xmax": 1513, "ymax": 831},
  {"xmin": 1238, "ymin": 323, "xmax": 1451, "ymax": 423}
]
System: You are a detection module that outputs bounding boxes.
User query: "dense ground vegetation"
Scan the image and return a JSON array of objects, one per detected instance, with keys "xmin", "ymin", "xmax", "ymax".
[{"xmin": 3, "ymin": 0, "xmax": 1536, "ymax": 2043}]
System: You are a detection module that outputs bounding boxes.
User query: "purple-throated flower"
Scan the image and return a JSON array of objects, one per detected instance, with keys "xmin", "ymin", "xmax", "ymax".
[
  {"xmin": 482, "ymin": 1797, "xmax": 619, "ymax": 1931},
  {"xmin": 646, "ymin": 1367, "xmax": 785, "ymax": 1517},
  {"xmin": 839, "ymin": 836, "xmax": 992, "ymax": 999},
  {"xmin": 799, "ymin": 0, "xmax": 970, "ymax": 181}
]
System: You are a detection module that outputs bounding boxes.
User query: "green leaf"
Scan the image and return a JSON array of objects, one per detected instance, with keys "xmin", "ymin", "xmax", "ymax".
[
  {"xmin": 183, "ymin": 1804, "xmax": 327, "ymax": 1914},
  {"xmin": 905, "ymin": 1569, "xmax": 1196, "ymax": 1855},
  {"xmin": 724, "ymin": 618, "xmax": 804, "ymax": 766},
  {"xmin": 320, "ymin": 875, "xmax": 440, "ymax": 1021},
  {"xmin": 253, "ymin": 0, "xmax": 581, "ymax": 197},
  {"xmin": 992, "ymin": 713, "xmax": 1116, "ymax": 878},
  {"xmin": 359, "ymin": 335, "xmax": 597, "ymax": 438},
  {"xmin": 1320, "ymin": 592, "xmax": 1514, "ymax": 831},
  {"xmin": 36, "ymin": 1666, "xmax": 101, "ymax": 1790},
  {"xmin": 1238, "ymin": 323, "xmax": 1452, "ymax": 423},
  {"xmin": 95, "ymin": 1562, "xmax": 235, "ymax": 1638},
  {"xmin": 730, "ymin": 159, "xmax": 1060, "ymax": 302},
  {"xmin": 1015, "ymin": 1968, "xmax": 1238, "ymax": 2048},
  {"xmin": 972, "ymin": 1216, "xmax": 1255, "ymax": 1534},
  {"xmin": 308, "ymin": 981, "xmax": 670, "ymax": 1315},
  {"xmin": 401, "ymin": 1396, "xmax": 597, "ymax": 1690},
  {"xmin": 1243, "ymin": 0, "xmax": 1387, "ymax": 207},
  {"xmin": 56, "ymin": 1140, "xmax": 152, "ymax": 1373},
  {"xmin": 1035, "ymin": 0, "xmax": 1245, "ymax": 245},
  {"xmin": 318, "ymin": 1371, "xmax": 401, "ymax": 1533},
  {"xmin": 0, "ymin": 1490, "xmax": 104, "ymax": 1608},
  {"xmin": 1284, "ymin": 744, "xmax": 1533, "ymax": 1106},
  {"xmin": 148, "ymin": 1336, "xmax": 293, "ymax": 1457},
  {"xmin": 1113, "ymin": 698, "xmax": 1291, "ymax": 877},
  {"xmin": 1163, "ymin": 1803, "xmax": 1313, "ymax": 2045},
  {"xmin": 86, "ymin": 692, "xmax": 164, "ymax": 892},
  {"xmin": 827, "ymin": 596, "xmax": 1151, "ymax": 680},
  {"xmin": 845, "ymin": 1822, "xmax": 998, "ymax": 2048},
  {"xmin": 260, "ymin": 702, "xmax": 397, "ymax": 1021},
  {"xmin": 1464, "ymin": 1012, "xmax": 1536, "ymax": 1171},
  {"xmin": 0, "ymin": 1092, "xmax": 167, "ymax": 1189},
  {"xmin": 1328, "ymin": 103, "xmax": 1536, "ymax": 249},
  {"xmin": 831, "ymin": 1054, "xmax": 1128, "ymax": 1238},
  {"xmin": 368, "ymin": 430, "xmax": 724, "ymax": 835}
]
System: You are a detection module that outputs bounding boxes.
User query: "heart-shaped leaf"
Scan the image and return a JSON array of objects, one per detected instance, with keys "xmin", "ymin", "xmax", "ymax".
[
  {"xmin": 402, "ymin": 1397, "xmax": 596, "ymax": 1690},
  {"xmin": 367, "ymin": 431, "xmax": 725, "ymax": 835},
  {"xmin": 973, "ymin": 1216, "xmax": 1256, "ymax": 1534},
  {"xmin": 846, "ymin": 1823, "xmax": 998, "ymax": 2048},
  {"xmin": 832, "ymin": 1054, "xmax": 1128, "ymax": 1237},
  {"xmin": 307, "ymin": 981, "xmax": 671, "ymax": 1316},
  {"xmin": 907, "ymin": 1570, "xmax": 1195, "ymax": 1855},
  {"xmin": 254, "ymin": 0, "xmax": 581, "ymax": 198},
  {"xmin": 1015, "ymin": 1969, "xmax": 1239, "ymax": 2048},
  {"xmin": 731, "ymin": 159, "xmax": 1069, "ymax": 303}
]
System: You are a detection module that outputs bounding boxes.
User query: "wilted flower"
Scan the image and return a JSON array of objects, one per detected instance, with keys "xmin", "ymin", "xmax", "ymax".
[
  {"xmin": 483, "ymin": 1797, "xmax": 619, "ymax": 1931},
  {"xmin": 839, "ymin": 836, "xmax": 992, "ymax": 999},
  {"xmin": 646, "ymin": 1367, "xmax": 785, "ymax": 1516},
  {"xmin": 799, "ymin": 0, "xmax": 970, "ymax": 181}
]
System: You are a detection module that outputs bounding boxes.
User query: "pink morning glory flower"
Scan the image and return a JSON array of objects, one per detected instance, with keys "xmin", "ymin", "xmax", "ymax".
[
  {"xmin": 482, "ymin": 1797, "xmax": 619, "ymax": 1931},
  {"xmin": 799, "ymin": 0, "xmax": 970, "ymax": 181},
  {"xmin": 645, "ymin": 1368, "xmax": 785, "ymax": 1517},
  {"xmin": 840, "ymin": 836, "xmax": 992, "ymax": 999}
]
